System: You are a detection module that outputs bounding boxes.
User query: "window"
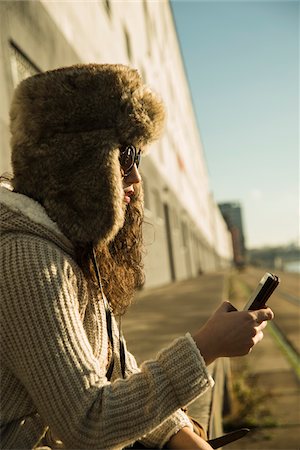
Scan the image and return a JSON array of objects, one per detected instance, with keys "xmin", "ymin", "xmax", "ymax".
[
  {"xmin": 123, "ymin": 27, "xmax": 132, "ymax": 61},
  {"xmin": 103, "ymin": 0, "xmax": 111, "ymax": 19},
  {"xmin": 9, "ymin": 41, "xmax": 39, "ymax": 88},
  {"xmin": 153, "ymin": 188, "xmax": 163, "ymax": 219},
  {"xmin": 172, "ymin": 209, "xmax": 179, "ymax": 229},
  {"xmin": 143, "ymin": 0, "xmax": 152, "ymax": 57},
  {"xmin": 181, "ymin": 221, "xmax": 188, "ymax": 246}
]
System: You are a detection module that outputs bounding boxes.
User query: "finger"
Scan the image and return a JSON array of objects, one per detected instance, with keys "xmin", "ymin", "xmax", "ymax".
[
  {"xmin": 217, "ymin": 301, "xmax": 237, "ymax": 313},
  {"xmin": 256, "ymin": 308, "xmax": 274, "ymax": 323},
  {"xmin": 256, "ymin": 320, "xmax": 268, "ymax": 332},
  {"xmin": 253, "ymin": 330, "xmax": 264, "ymax": 345}
]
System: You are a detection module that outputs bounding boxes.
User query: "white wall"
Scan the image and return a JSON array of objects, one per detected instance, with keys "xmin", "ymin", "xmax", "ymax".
[{"xmin": 0, "ymin": 0, "xmax": 233, "ymax": 287}]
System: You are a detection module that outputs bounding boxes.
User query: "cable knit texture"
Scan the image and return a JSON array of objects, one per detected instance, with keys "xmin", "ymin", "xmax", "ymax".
[{"xmin": 0, "ymin": 187, "xmax": 214, "ymax": 450}]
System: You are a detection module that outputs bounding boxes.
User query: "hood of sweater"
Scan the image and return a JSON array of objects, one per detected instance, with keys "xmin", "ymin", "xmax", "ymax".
[
  {"xmin": 0, "ymin": 185, "xmax": 74, "ymax": 257},
  {"xmin": 9, "ymin": 63, "xmax": 165, "ymax": 247}
]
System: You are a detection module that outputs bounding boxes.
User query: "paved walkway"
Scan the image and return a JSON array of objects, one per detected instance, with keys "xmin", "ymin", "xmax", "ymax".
[
  {"xmin": 122, "ymin": 272, "xmax": 228, "ymax": 435},
  {"xmin": 226, "ymin": 267, "xmax": 300, "ymax": 450},
  {"xmin": 122, "ymin": 269, "xmax": 300, "ymax": 450}
]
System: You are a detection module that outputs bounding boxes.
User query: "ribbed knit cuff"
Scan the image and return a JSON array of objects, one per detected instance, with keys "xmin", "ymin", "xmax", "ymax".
[
  {"xmin": 140, "ymin": 408, "xmax": 193, "ymax": 449},
  {"xmin": 159, "ymin": 409, "xmax": 193, "ymax": 449},
  {"xmin": 185, "ymin": 333, "xmax": 215, "ymax": 388},
  {"xmin": 156, "ymin": 333, "xmax": 214, "ymax": 408}
]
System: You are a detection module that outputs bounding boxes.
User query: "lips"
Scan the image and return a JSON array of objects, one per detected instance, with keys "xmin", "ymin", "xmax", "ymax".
[
  {"xmin": 124, "ymin": 189, "xmax": 134, "ymax": 204},
  {"xmin": 124, "ymin": 194, "xmax": 131, "ymax": 204}
]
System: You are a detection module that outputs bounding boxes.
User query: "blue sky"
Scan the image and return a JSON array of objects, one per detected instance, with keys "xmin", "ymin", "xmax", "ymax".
[{"xmin": 171, "ymin": 0, "xmax": 299, "ymax": 249}]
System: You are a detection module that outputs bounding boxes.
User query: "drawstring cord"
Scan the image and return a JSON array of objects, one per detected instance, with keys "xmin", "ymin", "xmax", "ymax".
[
  {"xmin": 118, "ymin": 315, "xmax": 126, "ymax": 380},
  {"xmin": 91, "ymin": 248, "xmax": 126, "ymax": 380}
]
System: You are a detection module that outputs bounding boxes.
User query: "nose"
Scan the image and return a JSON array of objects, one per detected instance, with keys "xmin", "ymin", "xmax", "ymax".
[{"xmin": 124, "ymin": 164, "xmax": 142, "ymax": 185}]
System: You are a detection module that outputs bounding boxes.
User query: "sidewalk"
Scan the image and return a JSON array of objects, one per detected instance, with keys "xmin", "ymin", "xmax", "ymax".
[
  {"xmin": 123, "ymin": 272, "xmax": 228, "ymax": 436},
  {"xmin": 226, "ymin": 269, "xmax": 300, "ymax": 450},
  {"xmin": 123, "ymin": 270, "xmax": 300, "ymax": 450}
]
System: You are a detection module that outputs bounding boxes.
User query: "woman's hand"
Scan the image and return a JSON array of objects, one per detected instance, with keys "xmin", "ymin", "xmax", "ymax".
[
  {"xmin": 192, "ymin": 301, "xmax": 274, "ymax": 365},
  {"xmin": 165, "ymin": 427, "xmax": 213, "ymax": 449}
]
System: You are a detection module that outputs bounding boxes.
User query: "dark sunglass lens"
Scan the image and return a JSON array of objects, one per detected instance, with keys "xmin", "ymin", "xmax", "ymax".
[
  {"xmin": 135, "ymin": 150, "xmax": 141, "ymax": 168},
  {"xmin": 120, "ymin": 146, "xmax": 134, "ymax": 173}
]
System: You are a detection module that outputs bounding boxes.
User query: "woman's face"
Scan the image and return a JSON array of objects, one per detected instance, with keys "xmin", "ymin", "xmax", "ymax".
[{"xmin": 122, "ymin": 164, "xmax": 141, "ymax": 205}]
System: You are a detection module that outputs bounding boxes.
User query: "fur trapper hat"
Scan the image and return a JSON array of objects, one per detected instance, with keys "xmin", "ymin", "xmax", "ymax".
[{"xmin": 10, "ymin": 64, "xmax": 165, "ymax": 244}]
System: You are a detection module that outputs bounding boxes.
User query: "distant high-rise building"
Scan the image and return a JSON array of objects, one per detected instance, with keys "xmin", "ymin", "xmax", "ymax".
[{"xmin": 218, "ymin": 202, "xmax": 246, "ymax": 267}]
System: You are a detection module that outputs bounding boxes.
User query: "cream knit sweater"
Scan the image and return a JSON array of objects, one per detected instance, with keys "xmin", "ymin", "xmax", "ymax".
[{"xmin": 0, "ymin": 187, "xmax": 213, "ymax": 450}]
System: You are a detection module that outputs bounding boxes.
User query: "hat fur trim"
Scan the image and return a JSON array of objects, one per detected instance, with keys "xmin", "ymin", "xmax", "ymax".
[{"xmin": 10, "ymin": 64, "xmax": 165, "ymax": 244}]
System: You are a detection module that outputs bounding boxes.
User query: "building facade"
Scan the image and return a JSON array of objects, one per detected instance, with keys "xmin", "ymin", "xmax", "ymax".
[{"xmin": 0, "ymin": 0, "xmax": 233, "ymax": 287}]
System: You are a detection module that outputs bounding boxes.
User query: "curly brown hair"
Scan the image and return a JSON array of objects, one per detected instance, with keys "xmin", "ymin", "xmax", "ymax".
[{"xmin": 75, "ymin": 184, "xmax": 145, "ymax": 315}]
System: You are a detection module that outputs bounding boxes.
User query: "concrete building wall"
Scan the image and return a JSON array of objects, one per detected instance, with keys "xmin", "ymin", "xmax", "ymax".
[{"xmin": 0, "ymin": 0, "xmax": 233, "ymax": 288}]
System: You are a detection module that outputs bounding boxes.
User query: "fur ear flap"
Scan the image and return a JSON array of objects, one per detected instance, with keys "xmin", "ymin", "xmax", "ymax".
[
  {"xmin": 43, "ymin": 146, "xmax": 125, "ymax": 245},
  {"xmin": 12, "ymin": 131, "xmax": 125, "ymax": 244},
  {"xmin": 10, "ymin": 64, "xmax": 165, "ymax": 244}
]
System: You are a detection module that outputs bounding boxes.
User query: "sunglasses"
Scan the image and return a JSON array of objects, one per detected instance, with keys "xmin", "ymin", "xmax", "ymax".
[{"xmin": 119, "ymin": 145, "xmax": 141, "ymax": 177}]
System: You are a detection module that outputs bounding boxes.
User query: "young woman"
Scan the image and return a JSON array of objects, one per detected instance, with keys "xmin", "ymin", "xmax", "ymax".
[{"xmin": 0, "ymin": 64, "xmax": 273, "ymax": 450}]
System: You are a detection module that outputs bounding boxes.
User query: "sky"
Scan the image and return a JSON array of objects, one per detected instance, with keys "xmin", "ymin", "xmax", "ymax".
[{"xmin": 171, "ymin": 0, "xmax": 299, "ymax": 249}]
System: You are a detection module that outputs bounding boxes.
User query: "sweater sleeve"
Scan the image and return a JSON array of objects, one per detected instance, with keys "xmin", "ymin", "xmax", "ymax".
[
  {"xmin": 0, "ymin": 237, "xmax": 213, "ymax": 450},
  {"xmin": 118, "ymin": 343, "xmax": 212, "ymax": 449}
]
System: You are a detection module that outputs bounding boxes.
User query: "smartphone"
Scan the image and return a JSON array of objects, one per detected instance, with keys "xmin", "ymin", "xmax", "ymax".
[{"xmin": 243, "ymin": 272, "xmax": 280, "ymax": 311}]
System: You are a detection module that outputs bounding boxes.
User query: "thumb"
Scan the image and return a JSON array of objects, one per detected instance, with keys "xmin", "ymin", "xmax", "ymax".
[
  {"xmin": 216, "ymin": 300, "xmax": 237, "ymax": 314},
  {"xmin": 255, "ymin": 307, "xmax": 274, "ymax": 323}
]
